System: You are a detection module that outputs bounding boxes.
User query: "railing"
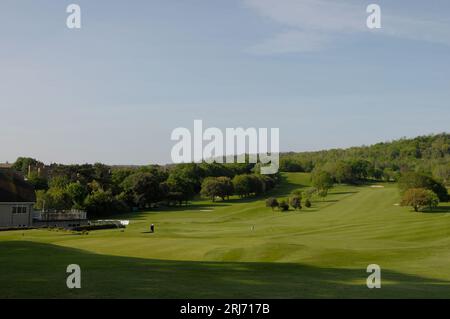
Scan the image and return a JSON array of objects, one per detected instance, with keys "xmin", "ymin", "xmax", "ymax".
[
  {"xmin": 95, "ymin": 220, "xmax": 129, "ymax": 226},
  {"xmin": 33, "ymin": 210, "xmax": 87, "ymax": 221}
]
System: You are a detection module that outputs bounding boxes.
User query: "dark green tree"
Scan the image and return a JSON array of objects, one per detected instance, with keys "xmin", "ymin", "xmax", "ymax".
[
  {"xmin": 311, "ymin": 170, "xmax": 333, "ymax": 197},
  {"xmin": 265, "ymin": 197, "xmax": 279, "ymax": 211},
  {"xmin": 289, "ymin": 196, "xmax": 302, "ymax": 210}
]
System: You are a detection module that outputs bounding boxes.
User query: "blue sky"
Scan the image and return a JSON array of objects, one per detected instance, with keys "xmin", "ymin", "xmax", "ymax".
[{"xmin": 0, "ymin": 0, "xmax": 449, "ymax": 165}]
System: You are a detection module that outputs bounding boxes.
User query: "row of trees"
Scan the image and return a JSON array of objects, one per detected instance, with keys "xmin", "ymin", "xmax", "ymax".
[
  {"xmin": 280, "ymin": 133, "xmax": 449, "ymax": 185},
  {"xmin": 266, "ymin": 189, "xmax": 313, "ymax": 212},
  {"xmin": 200, "ymin": 174, "xmax": 277, "ymax": 201},
  {"xmin": 17, "ymin": 158, "xmax": 278, "ymax": 217}
]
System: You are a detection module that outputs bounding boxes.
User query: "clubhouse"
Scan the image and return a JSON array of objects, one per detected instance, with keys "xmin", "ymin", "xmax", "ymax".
[
  {"xmin": 0, "ymin": 169, "xmax": 35, "ymax": 228},
  {"xmin": 0, "ymin": 169, "xmax": 88, "ymax": 229}
]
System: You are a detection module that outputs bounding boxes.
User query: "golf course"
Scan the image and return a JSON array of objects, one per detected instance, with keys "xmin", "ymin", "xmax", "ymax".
[{"xmin": 1, "ymin": 172, "xmax": 449, "ymax": 298}]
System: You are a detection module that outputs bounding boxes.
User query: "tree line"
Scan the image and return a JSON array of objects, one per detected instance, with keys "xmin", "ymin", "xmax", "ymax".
[
  {"xmin": 12, "ymin": 159, "xmax": 279, "ymax": 217},
  {"xmin": 280, "ymin": 133, "xmax": 449, "ymax": 185},
  {"xmin": 200, "ymin": 173, "xmax": 277, "ymax": 201},
  {"xmin": 279, "ymin": 133, "xmax": 449, "ymax": 212}
]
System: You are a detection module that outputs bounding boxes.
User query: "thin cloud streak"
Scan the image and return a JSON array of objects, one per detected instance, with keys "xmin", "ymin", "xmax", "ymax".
[{"xmin": 243, "ymin": 0, "xmax": 450, "ymax": 53}]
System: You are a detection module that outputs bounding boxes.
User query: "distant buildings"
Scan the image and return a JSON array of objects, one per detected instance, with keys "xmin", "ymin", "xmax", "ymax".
[{"xmin": 0, "ymin": 163, "xmax": 13, "ymax": 169}]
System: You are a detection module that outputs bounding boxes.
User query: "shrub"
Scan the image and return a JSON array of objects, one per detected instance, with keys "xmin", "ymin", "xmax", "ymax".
[
  {"xmin": 304, "ymin": 199, "xmax": 312, "ymax": 208},
  {"xmin": 265, "ymin": 197, "xmax": 279, "ymax": 211},
  {"xmin": 303, "ymin": 187, "xmax": 317, "ymax": 199},
  {"xmin": 317, "ymin": 189, "xmax": 329, "ymax": 197},
  {"xmin": 278, "ymin": 199, "xmax": 289, "ymax": 212},
  {"xmin": 401, "ymin": 188, "xmax": 440, "ymax": 212},
  {"xmin": 399, "ymin": 172, "xmax": 448, "ymax": 202},
  {"xmin": 289, "ymin": 196, "xmax": 302, "ymax": 210},
  {"xmin": 290, "ymin": 189, "xmax": 303, "ymax": 197}
]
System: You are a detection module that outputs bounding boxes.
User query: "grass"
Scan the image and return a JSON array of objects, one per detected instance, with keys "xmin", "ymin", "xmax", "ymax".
[{"xmin": 1, "ymin": 173, "xmax": 450, "ymax": 298}]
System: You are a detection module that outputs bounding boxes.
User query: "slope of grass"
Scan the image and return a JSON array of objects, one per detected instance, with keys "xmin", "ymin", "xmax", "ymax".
[
  {"xmin": 1, "ymin": 173, "xmax": 449, "ymax": 298},
  {"xmin": 2, "ymin": 241, "xmax": 449, "ymax": 299}
]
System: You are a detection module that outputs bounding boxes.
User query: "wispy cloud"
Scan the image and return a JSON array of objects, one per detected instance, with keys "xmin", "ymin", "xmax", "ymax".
[
  {"xmin": 243, "ymin": 0, "xmax": 450, "ymax": 54},
  {"xmin": 247, "ymin": 30, "xmax": 332, "ymax": 54}
]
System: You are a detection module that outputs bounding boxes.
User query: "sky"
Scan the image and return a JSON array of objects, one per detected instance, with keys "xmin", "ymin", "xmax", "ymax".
[{"xmin": 0, "ymin": 0, "xmax": 449, "ymax": 165}]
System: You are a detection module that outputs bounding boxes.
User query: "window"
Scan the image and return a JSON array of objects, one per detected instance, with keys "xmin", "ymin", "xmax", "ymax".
[{"xmin": 12, "ymin": 206, "xmax": 28, "ymax": 214}]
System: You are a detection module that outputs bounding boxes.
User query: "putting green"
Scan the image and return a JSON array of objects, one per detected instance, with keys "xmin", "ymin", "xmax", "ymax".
[{"xmin": 1, "ymin": 173, "xmax": 449, "ymax": 298}]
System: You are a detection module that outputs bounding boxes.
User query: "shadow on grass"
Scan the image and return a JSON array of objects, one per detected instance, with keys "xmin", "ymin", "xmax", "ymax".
[
  {"xmin": 330, "ymin": 191, "xmax": 359, "ymax": 195},
  {"xmin": 156, "ymin": 203, "xmax": 231, "ymax": 211},
  {"xmin": 1, "ymin": 241, "xmax": 449, "ymax": 299},
  {"xmin": 316, "ymin": 200, "xmax": 339, "ymax": 203},
  {"xmin": 267, "ymin": 174, "xmax": 308, "ymax": 197},
  {"xmin": 421, "ymin": 204, "xmax": 450, "ymax": 214},
  {"xmin": 114, "ymin": 203, "xmax": 231, "ymax": 219}
]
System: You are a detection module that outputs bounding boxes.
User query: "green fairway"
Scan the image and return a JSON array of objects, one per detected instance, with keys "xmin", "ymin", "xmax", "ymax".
[{"xmin": 1, "ymin": 173, "xmax": 450, "ymax": 298}]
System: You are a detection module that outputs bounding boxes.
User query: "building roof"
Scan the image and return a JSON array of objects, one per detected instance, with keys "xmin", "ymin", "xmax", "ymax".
[{"xmin": 0, "ymin": 169, "xmax": 36, "ymax": 202}]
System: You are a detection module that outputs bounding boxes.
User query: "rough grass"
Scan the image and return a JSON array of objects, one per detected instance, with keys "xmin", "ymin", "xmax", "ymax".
[{"xmin": 1, "ymin": 173, "xmax": 449, "ymax": 298}]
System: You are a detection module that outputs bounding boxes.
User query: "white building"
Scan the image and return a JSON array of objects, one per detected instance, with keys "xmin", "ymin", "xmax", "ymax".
[{"xmin": 0, "ymin": 169, "xmax": 35, "ymax": 228}]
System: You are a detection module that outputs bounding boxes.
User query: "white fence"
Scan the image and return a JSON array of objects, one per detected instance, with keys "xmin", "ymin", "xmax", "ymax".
[{"xmin": 33, "ymin": 210, "xmax": 87, "ymax": 221}]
